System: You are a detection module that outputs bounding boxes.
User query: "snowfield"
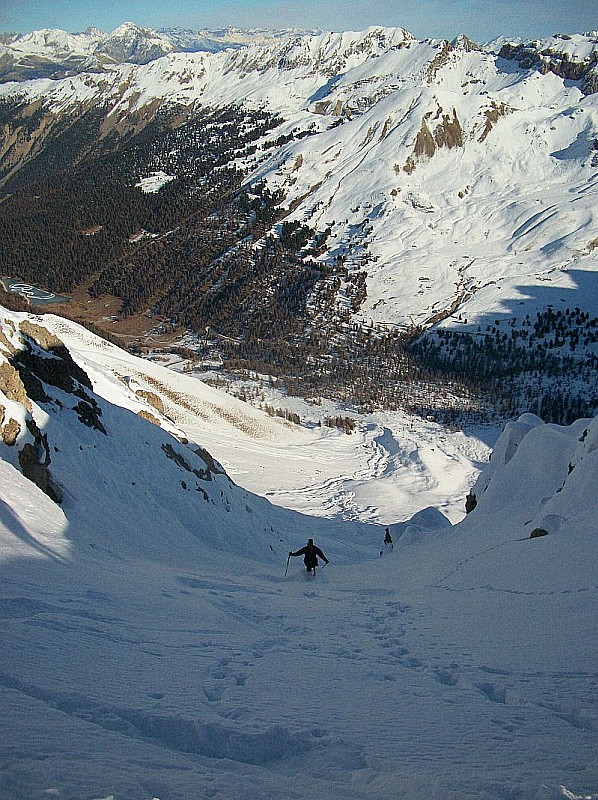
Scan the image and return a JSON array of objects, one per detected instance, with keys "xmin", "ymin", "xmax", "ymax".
[{"xmin": 0, "ymin": 308, "xmax": 596, "ymax": 800}]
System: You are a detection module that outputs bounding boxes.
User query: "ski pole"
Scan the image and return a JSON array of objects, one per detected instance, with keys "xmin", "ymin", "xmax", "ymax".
[{"xmin": 284, "ymin": 553, "xmax": 291, "ymax": 577}]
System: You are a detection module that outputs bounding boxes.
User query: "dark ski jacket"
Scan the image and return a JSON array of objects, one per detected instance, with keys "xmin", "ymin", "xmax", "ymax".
[
  {"xmin": 465, "ymin": 492, "xmax": 477, "ymax": 513},
  {"xmin": 290, "ymin": 543, "xmax": 328, "ymax": 569}
]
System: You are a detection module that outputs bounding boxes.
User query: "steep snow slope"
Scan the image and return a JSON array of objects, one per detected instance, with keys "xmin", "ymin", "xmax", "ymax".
[
  {"xmin": 0, "ymin": 306, "xmax": 596, "ymax": 800},
  {"xmin": 40, "ymin": 313, "xmax": 487, "ymax": 525}
]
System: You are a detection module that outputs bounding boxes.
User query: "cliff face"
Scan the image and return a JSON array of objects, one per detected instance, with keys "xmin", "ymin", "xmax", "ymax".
[
  {"xmin": 0, "ymin": 317, "xmax": 103, "ymax": 502},
  {"xmin": 0, "ymin": 307, "xmax": 255, "ymax": 548},
  {"xmin": 499, "ymin": 35, "xmax": 598, "ymax": 95}
]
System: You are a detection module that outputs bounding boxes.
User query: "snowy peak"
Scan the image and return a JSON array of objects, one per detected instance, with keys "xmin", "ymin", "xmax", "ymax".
[
  {"xmin": 7, "ymin": 26, "xmax": 103, "ymax": 56},
  {"xmin": 96, "ymin": 22, "xmax": 179, "ymax": 64},
  {"xmin": 223, "ymin": 26, "xmax": 416, "ymax": 77}
]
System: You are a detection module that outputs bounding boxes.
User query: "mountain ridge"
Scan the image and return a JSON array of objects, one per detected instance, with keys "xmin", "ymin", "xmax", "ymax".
[{"xmin": 0, "ymin": 22, "xmax": 324, "ymax": 81}]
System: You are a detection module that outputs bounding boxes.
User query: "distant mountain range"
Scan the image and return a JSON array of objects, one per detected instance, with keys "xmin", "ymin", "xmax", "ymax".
[
  {"xmin": 1, "ymin": 22, "xmax": 597, "ymax": 85},
  {"xmin": 0, "ymin": 24, "xmax": 597, "ymax": 421},
  {"xmin": 0, "ymin": 22, "xmax": 321, "ymax": 81}
]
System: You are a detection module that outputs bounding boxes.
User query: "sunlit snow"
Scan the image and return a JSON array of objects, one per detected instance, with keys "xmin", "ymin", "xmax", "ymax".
[{"xmin": 135, "ymin": 171, "xmax": 175, "ymax": 193}]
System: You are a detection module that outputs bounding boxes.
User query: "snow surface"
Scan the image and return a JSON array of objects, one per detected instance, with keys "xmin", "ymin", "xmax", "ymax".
[
  {"xmin": 135, "ymin": 171, "xmax": 175, "ymax": 193},
  {"xmin": 1, "ymin": 308, "xmax": 597, "ymax": 800}
]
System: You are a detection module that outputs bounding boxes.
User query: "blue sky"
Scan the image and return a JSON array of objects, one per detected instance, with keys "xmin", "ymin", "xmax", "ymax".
[{"xmin": 2, "ymin": 0, "xmax": 597, "ymax": 42}]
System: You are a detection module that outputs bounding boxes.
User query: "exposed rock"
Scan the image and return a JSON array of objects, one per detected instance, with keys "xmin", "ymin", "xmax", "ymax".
[
  {"xmin": 499, "ymin": 41, "xmax": 598, "ymax": 95},
  {"xmin": 73, "ymin": 397, "xmax": 107, "ymax": 433},
  {"xmin": 452, "ymin": 34, "xmax": 479, "ymax": 53},
  {"xmin": 530, "ymin": 527, "xmax": 548, "ymax": 538},
  {"xmin": 10, "ymin": 360, "xmax": 51, "ymax": 404},
  {"xmin": 19, "ymin": 321, "xmax": 63, "ymax": 351},
  {"xmin": 2, "ymin": 416, "xmax": 20, "ymax": 446},
  {"xmin": 137, "ymin": 409, "xmax": 161, "ymax": 426},
  {"xmin": 583, "ymin": 66, "xmax": 598, "ymax": 95},
  {"xmin": 406, "ymin": 107, "xmax": 463, "ymax": 171},
  {"xmin": 413, "ymin": 116, "xmax": 437, "ymax": 159},
  {"xmin": 0, "ymin": 361, "xmax": 31, "ymax": 410},
  {"xmin": 313, "ymin": 100, "xmax": 330, "ymax": 114},
  {"xmin": 5, "ymin": 324, "xmax": 107, "ymax": 437},
  {"xmin": 162, "ymin": 441, "xmax": 225, "ymax": 482},
  {"xmin": 18, "ymin": 417, "xmax": 62, "ymax": 503},
  {"xmin": 0, "ymin": 325, "xmax": 17, "ymax": 355},
  {"xmin": 433, "ymin": 109, "xmax": 463, "ymax": 149},
  {"xmin": 193, "ymin": 445, "xmax": 227, "ymax": 478},
  {"xmin": 135, "ymin": 389, "xmax": 165, "ymax": 414},
  {"xmin": 18, "ymin": 322, "xmax": 94, "ymax": 391},
  {"xmin": 426, "ymin": 40, "xmax": 454, "ymax": 83},
  {"xmin": 479, "ymin": 102, "xmax": 512, "ymax": 142}
]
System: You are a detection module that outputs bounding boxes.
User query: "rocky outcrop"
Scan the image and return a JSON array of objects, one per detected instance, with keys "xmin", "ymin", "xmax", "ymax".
[
  {"xmin": 18, "ymin": 321, "xmax": 93, "ymax": 392},
  {"xmin": 135, "ymin": 389, "xmax": 165, "ymax": 414},
  {"xmin": 193, "ymin": 445, "xmax": 227, "ymax": 478},
  {"xmin": 403, "ymin": 107, "xmax": 463, "ymax": 172},
  {"xmin": 163, "ymin": 442, "xmax": 226, "ymax": 483},
  {"xmin": 478, "ymin": 101, "xmax": 512, "ymax": 142},
  {"xmin": 530, "ymin": 527, "xmax": 548, "ymax": 538},
  {"xmin": 1, "ymin": 414, "xmax": 20, "ymax": 446},
  {"xmin": 499, "ymin": 38, "xmax": 598, "ymax": 95},
  {"xmin": 73, "ymin": 397, "xmax": 106, "ymax": 433},
  {"xmin": 0, "ymin": 360, "xmax": 31, "ymax": 410},
  {"xmin": 17, "ymin": 417, "xmax": 62, "ymax": 503},
  {"xmin": 583, "ymin": 68, "xmax": 598, "ymax": 95},
  {"xmin": 0, "ymin": 321, "xmax": 110, "ymax": 500},
  {"xmin": 433, "ymin": 109, "xmax": 463, "ymax": 149},
  {"xmin": 138, "ymin": 409, "xmax": 161, "ymax": 426}
]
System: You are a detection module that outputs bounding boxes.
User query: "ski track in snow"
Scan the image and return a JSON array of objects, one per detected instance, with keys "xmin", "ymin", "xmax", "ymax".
[{"xmin": 1, "ymin": 556, "xmax": 596, "ymax": 800}]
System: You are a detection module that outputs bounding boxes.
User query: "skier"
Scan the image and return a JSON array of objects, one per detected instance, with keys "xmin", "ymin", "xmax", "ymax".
[
  {"xmin": 288, "ymin": 538, "xmax": 329, "ymax": 575},
  {"xmin": 380, "ymin": 526, "xmax": 393, "ymax": 556},
  {"xmin": 465, "ymin": 491, "xmax": 477, "ymax": 514}
]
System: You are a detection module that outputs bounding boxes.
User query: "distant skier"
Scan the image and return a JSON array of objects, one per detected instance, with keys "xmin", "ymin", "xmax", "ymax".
[
  {"xmin": 289, "ymin": 538, "xmax": 329, "ymax": 574},
  {"xmin": 380, "ymin": 526, "xmax": 393, "ymax": 556},
  {"xmin": 465, "ymin": 491, "xmax": 477, "ymax": 514}
]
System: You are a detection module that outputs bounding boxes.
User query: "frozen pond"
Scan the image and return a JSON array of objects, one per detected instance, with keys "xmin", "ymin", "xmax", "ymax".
[{"xmin": 1, "ymin": 278, "xmax": 69, "ymax": 306}]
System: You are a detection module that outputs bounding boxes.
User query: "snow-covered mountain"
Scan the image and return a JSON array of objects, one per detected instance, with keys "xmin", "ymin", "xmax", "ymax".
[
  {"xmin": 0, "ymin": 22, "xmax": 316, "ymax": 80},
  {"xmin": 1, "ymin": 303, "xmax": 597, "ymax": 799},
  {"xmin": 1, "ymin": 26, "xmax": 596, "ymax": 335}
]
